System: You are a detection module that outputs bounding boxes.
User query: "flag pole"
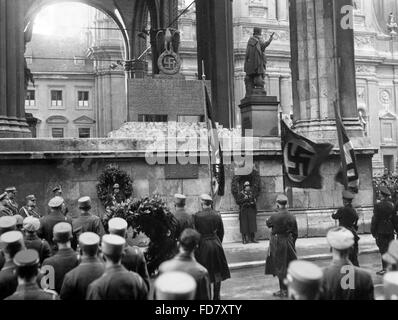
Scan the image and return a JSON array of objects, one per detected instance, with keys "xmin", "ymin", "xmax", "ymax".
[
  {"xmin": 280, "ymin": 114, "xmax": 293, "ymax": 207},
  {"xmin": 201, "ymin": 60, "xmax": 215, "ymax": 199},
  {"xmin": 332, "ymin": 0, "xmax": 349, "ymax": 191}
]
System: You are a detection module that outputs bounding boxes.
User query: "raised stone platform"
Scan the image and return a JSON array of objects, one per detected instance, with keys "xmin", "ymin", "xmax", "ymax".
[{"xmin": 0, "ymin": 123, "xmax": 377, "ymax": 243}]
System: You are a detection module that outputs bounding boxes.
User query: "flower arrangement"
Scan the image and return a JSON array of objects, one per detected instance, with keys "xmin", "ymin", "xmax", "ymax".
[{"xmin": 231, "ymin": 169, "xmax": 262, "ymax": 204}]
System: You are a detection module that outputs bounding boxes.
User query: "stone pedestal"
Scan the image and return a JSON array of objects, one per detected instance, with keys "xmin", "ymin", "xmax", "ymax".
[{"xmin": 239, "ymin": 92, "xmax": 279, "ymax": 137}]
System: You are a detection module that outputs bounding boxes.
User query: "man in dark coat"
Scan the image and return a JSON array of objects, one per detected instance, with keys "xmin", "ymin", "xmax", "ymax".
[
  {"xmin": 19, "ymin": 195, "xmax": 41, "ymax": 219},
  {"xmin": 5, "ymin": 187, "xmax": 19, "ymax": 216},
  {"xmin": 0, "ymin": 231, "xmax": 25, "ymax": 299},
  {"xmin": 108, "ymin": 217, "xmax": 150, "ymax": 290},
  {"xmin": 0, "ymin": 193, "xmax": 13, "ymax": 217},
  {"xmin": 60, "ymin": 232, "xmax": 105, "ymax": 300},
  {"xmin": 244, "ymin": 27, "xmax": 274, "ymax": 97},
  {"xmin": 236, "ymin": 181, "xmax": 258, "ymax": 244},
  {"xmin": 320, "ymin": 227, "xmax": 374, "ymax": 300},
  {"xmin": 193, "ymin": 194, "xmax": 230, "ymax": 300},
  {"xmin": 41, "ymin": 222, "xmax": 79, "ymax": 294},
  {"xmin": 22, "ymin": 217, "xmax": 51, "ymax": 264},
  {"xmin": 371, "ymin": 186, "xmax": 397, "ymax": 275},
  {"xmin": 86, "ymin": 234, "xmax": 148, "ymax": 300},
  {"xmin": 39, "ymin": 196, "xmax": 73, "ymax": 252},
  {"xmin": 5, "ymin": 250, "xmax": 59, "ymax": 300},
  {"xmin": 265, "ymin": 194, "xmax": 298, "ymax": 298},
  {"xmin": 332, "ymin": 190, "xmax": 360, "ymax": 266},
  {"xmin": 159, "ymin": 228, "xmax": 211, "ymax": 300},
  {"xmin": 72, "ymin": 197, "xmax": 105, "ymax": 239},
  {"xmin": 173, "ymin": 194, "xmax": 194, "ymax": 238}
]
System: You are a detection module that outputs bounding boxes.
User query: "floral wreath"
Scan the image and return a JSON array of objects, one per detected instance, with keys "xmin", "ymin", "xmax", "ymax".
[{"xmin": 231, "ymin": 169, "xmax": 261, "ymax": 204}]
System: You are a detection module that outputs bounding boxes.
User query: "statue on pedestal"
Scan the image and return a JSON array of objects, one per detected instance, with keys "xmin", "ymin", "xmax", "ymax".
[
  {"xmin": 244, "ymin": 27, "xmax": 274, "ymax": 97},
  {"xmin": 387, "ymin": 12, "xmax": 398, "ymax": 35}
]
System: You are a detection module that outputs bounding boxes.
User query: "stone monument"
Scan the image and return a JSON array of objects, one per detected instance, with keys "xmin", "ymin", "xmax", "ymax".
[{"xmin": 239, "ymin": 27, "xmax": 280, "ymax": 137}]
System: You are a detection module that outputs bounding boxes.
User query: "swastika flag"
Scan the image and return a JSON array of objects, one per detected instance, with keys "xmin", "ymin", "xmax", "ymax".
[
  {"xmin": 335, "ymin": 116, "xmax": 360, "ymax": 193},
  {"xmin": 281, "ymin": 120, "xmax": 334, "ymax": 189}
]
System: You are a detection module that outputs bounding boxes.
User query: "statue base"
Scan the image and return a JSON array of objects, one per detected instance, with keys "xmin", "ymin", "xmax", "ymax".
[{"xmin": 239, "ymin": 90, "xmax": 280, "ymax": 137}]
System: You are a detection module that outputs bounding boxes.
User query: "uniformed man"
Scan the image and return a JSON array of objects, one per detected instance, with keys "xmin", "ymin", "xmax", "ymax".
[
  {"xmin": 383, "ymin": 271, "xmax": 398, "ymax": 300},
  {"xmin": 108, "ymin": 217, "xmax": 150, "ymax": 290},
  {"xmin": 41, "ymin": 222, "xmax": 79, "ymax": 294},
  {"xmin": 0, "ymin": 231, "xmax": 25, "ymax": 299},
  {"xmin": 382, "ymin": 240, "xmax": 398, "ymax": 272},
  {"xmin": 72, "ymin": 196, "xmax": 105, "ymax": 239},
  {"xmin": 19, "ymin": 195, "xmax": 40, "ymax": 219},
  {"xmin": 14, "ymin": 215, "xmax": 24, "ymax": 232},
  {"xmin": 5, "ymin": 187, "xmax": 19, "ymax": 216},
  {"xmin": 23, "ymin": 217, "xmax": 51, "ymax": 264},
  {"xmin": 155, "ymin": 271, "xmax": 197, "ymax": 300},
  {"xmin": 286, "ymin": 260, "xmax": 323, "ymax": 300},
  {"xmin": 173, "ymin": 194, "xmax": 194, "ymax": 238},
  {"xmin": 372, "ymin": 186, "xmax": 397, "ymax": 275},
  {"xmin": 236, "ymin": 181, "xmax": 258, "ymax": 244},
  {"xmin": 159, "ymin": 228, "xmax": 211, "ymax": 300},
  {"xmin": 112, "ymin": 183, "xmax": 125, "ymax": 204},
  {"xmin": 5, "ymin": 250, "xmax": 59, "ymax": 300},
  {"xmin": 193, "ymin": 194, "xmax": 230, "ymax": 300},
  {"xmin": 0, "ymin": 216, "xmax": 17, "ymax": 270},
  {"xmin": 39, "ymin": 196, "xmax": 72, "ymax": 252},
  {"xmin": 320, "ymin": 227, "xmax": 374, "ymax": 300},
  {"xmin": 265, "ymin": 194, "xmax": 298, "ymax": 298},
  {"xmin": 0, "ymin": 193, "xmax": 13, "ymax": 217},
  {"xmin": 332, "ymin": 190, "xmax": 360, "ymax": 266},
  {"xmin": 86, "ymin": 234, "xmax": 148, "ymax": 300},
  {"xmin": 60, "ymin": 232, "xmax": 105, "ymax": 300}
]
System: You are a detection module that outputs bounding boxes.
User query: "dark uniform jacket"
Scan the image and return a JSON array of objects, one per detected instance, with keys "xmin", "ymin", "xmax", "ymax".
[
  {"xmin": 5, "ymin": 200, "xmax": 19, "ymax": 216},
  {"xmin": 24, "ymin": 233, "xmax": 52, "ymax": 264},
  {"xmin": 159, "ymin": 252, "xmax": 211, "ymax": 300},
  {"xmin": 72, "ymin": 213, "xmax": 105, "ymax": 238},
  {"xmin": 0, "ymin": 261, "xmax": 18, "ymax": 300},
  {"xmin": 371, "ymin": 199, "xmax": 396, "ymax": 236},
  {"xmin": 265, "ymin": 209, "xmax": 298, "ymax": 278},
  {"xmin": 174, "ymin": 208, "xmax": 194, "ymax": 237},
  {"xmin": 60, "ymin": 256, "xmax": 105, "ymax": 300},
  {"xmin": 0, "ymin": 251, "xmax": 4, "ymax": 270},
  {"xmin": 0, "ymin": 204, "xmax": 13, "ymax": 217},
  {"xmin": 193, "ymin": 209, "xmax": 230, "ymax": 283},
  {"xmin": 19, "ymin": 206, "xmax": 41, "ymax": 219},
  {"xmin": 236, "ymin": 190, "xmax": 257, "ymax": 234},
  {"xmin": 5, "ymin": 283, "xmax": 59, "ymax": 300},
  {"xmin": 38, "ymin": 213, "xmax": 73, "ymax": 251},
  {"xmin": 121, "ymin": 245, "xmax": 150, "ymax": 291},
  {"xmin": 86, "ymin": 265, "xmax": 148, "ymax": 300},
  {"xmin": 41, "ymin": 248, "xmax": 79, "ymax": 294},
  {"xmin": 332, "ymin": 205, "xmax": 359, "ymax": 232},
  {"xmin": 320, "ymin": 259, "xmax": 374, "ymax": 300}
]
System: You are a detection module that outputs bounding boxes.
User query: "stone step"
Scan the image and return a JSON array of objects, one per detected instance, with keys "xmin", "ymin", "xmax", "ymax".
[{"xmin": 224, "ymin": 234, "xmax": 378, "ymax": 270}]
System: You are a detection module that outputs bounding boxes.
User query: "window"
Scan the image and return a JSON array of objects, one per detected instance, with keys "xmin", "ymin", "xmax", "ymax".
[
  {"xmin": 384, "ymin": 155, "xmax": 395, "ymax": 174},
  {"xmin": 25, "ymin": 90, "xmax": 35, "ymax": 107},
  {"xmin": 26, "ymin": 56, "xmax": 33, "ymax": 65},
  {"xmin": 138, "ymin": 114, "xmax": 168, "ymax": 122},
  {"xmin": 177, "ymin": 115, "xmax": 205, "ymax": 122},
  {"xmin": 78, "ymin": 127, "xmax": 91, "ymax": 138},
  {"xmin": 78, "ymin": 91, "xmax": 89, "ymax": 107},
  {"xmin": 51, "ymin": 90, "xmax": 63, "ymax": 107},
  {"xmin": 51, "ymin": 128, "xmax": 64, "ymax": 138}
]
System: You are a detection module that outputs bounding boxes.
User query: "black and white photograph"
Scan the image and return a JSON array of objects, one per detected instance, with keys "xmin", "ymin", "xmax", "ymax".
[{"xmin": 0, "ymin": 0, "xmax": 398, "ymax": 313}]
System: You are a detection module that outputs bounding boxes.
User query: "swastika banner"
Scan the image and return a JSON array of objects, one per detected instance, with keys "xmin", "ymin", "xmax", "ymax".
[{"xmin": 281, "ymin": 120, "xmax": 334, "ymax": 190}]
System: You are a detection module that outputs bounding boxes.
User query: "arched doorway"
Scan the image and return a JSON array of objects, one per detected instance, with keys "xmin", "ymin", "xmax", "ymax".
[{"xmin": 24, "ymin": 1, "xmax": 132, "ymax": 138}]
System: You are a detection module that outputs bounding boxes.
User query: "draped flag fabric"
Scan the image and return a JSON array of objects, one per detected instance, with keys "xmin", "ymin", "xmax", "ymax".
[
  {"xmin": 335, "ymin": 116, "xmax": 360, "ymax": 193},
  {"xmin": 204, "ymin": 86, "xmax": 225, "ymax": 197},
  {"xmin": 281, "ymin": 120, "xmax": 334, "ymax": 190}
]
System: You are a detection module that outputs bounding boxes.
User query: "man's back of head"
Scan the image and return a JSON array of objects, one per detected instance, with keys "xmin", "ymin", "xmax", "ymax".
[{"xmin": 179, "ymin": 229, "xmax": 200, "ymax": 253}]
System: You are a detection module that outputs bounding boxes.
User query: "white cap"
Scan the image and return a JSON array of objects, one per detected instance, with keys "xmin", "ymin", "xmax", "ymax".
[
  {"xmin": 155, "ymin": 272, "xmax": 197, "ymax": 300},
  {"xmin": 327, "ymin": 227, "xmax": 354, "ymax": 250}
]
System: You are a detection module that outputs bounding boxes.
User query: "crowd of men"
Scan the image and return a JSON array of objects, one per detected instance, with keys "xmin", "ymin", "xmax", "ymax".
[{"xmin": 1, "ymin": 183, "xmax": 398, "ymax": 300}]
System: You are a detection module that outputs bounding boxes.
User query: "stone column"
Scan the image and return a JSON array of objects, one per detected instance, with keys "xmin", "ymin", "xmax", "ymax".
[
  {"xmin": 0, "ymin": 0, "xmax": 31, "ymax": 137},
  {"xmin": 196, "ymin": 0, "xmax": 235, "ymax": 128},
  {"xmin": 289, "ymin": 0, "xmax": 363, "ymax": 141}
]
